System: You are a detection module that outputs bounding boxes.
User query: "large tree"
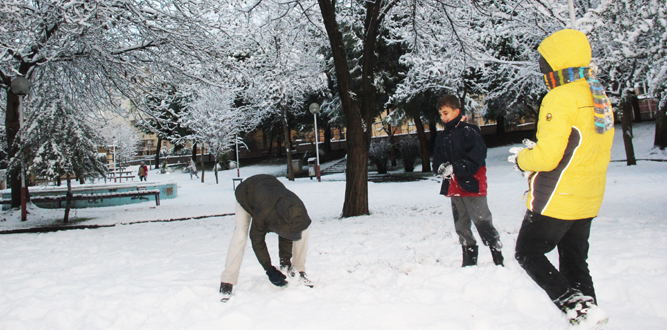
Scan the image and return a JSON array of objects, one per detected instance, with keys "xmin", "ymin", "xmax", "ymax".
[
  {"xmin": 180, "ymin": 85, "xmax": 260, "ymax": 183},
  {"xmin": 136, "ymin": 83, "xmax": 193, "ymax": 167},
  {"xmin": 99, "ymin": 124, "xmax": 141, "ymax": 168},
  {"xmin": 240, "ymin": 2, "xmax": 327, "ymax": 181},
  {"xmin": 315, "ymin": 0, "xmax": 403, "ymax": 217},
  {"xmin": 582, "ymin": 0, "xmax": 667, "ymax": 149},
  {"xmin": 10, "ymin": 94, "xmax": 107, "ymax": 222},
  {"xmin": 0, "ymin": 0, "xmax": 234, "ymax": 207}
]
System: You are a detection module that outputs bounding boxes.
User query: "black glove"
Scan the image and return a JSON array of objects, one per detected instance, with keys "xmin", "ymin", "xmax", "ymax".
[{"xmin": 266, "ymin": 266, "xmax": 288, "ymax": 287}]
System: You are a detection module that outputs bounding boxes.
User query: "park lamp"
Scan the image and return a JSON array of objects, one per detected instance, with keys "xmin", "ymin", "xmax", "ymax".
[
  {"xmin": 308, "ymin": 103, "xmax": 321, "ymax": 182},
  {"xmin": 10, "ymin": 76, "xmax": 31, "ymax": 96},
  {"xmin": 309, "ymin": 102, "xmax": 320, "ymax": 115},
  {"xmin": 11, "ymin": 76, "xmax": 31, "ymax": 222}
]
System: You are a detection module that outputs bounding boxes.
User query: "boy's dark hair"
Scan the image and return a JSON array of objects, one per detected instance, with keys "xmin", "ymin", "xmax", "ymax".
[{"xmin": 436, "ymin": 95, "xmax": 460, "ymax": 110}]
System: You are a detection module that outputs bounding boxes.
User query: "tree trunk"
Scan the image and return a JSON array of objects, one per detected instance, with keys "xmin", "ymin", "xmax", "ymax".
[
  {"xmin": 343, "ymin": 119, "xmax": 371, "ymax": 217},
  {"xmin": 155, "ymin": 137, "xmax": 162, "ymax": 168},
  {"xmin": 267, "ymin": 134, "xmax": 274, "ymax": 156},
  {"xmin": 280, "ymin": 107, "xmax": 295, "ymax": 181},
  {"xmin": 389, "ymin": 128, "xmax": 396, "ymax": 167},
  {"xmin": 655, "ymin": 98, "xmax": 667, "ymax": 150},
  {"xmin": 621, "ymin": 92, "xmax": 636, "ymax": 166},
  {"xmin": 630, "ymin": 93, "xmax": 642, "ymax": 122},
  {"xmin": 428, "ymin": 118, "xmax": 438, "ymax": 155},
  {"xmin": 413, "ymin": 115, "xmax": 431, "ymax": 172},
  {"xmin": 200, "ymin": 147, "xmax": 205, "ymax": 183},
  {"xmin": 6, "ymin": 90, "xmax": 21, "ymax": 208},
  {"xmin": 496, "ymin": 114, "xmax": 506, "ymax": 135},
  {"xmin": 63, "ymin": 177, "xmax": 72, "ymax": 223},
  {"xmin": 318, "ymin": 0, "xmax": 385, "ymax": 217},
  {"xmin": 322, "ymin": 123, "xmax": 332, "ymax": 152},
  {"xmin": 192, "ymin": 142, "xmax": 197, "ymax": 162},
  {"xmin": 214, "ymin": 157, "xmax": 219, "ymax": 184}
]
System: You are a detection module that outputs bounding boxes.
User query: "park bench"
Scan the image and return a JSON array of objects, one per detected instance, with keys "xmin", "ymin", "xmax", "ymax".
[
  {"xmin": 107, "ymin": 170, "xmax": 135, "ymax": 182},
  {"xmin": 0, "ymin": 189, "xmax": 160, "ymax": 207}
]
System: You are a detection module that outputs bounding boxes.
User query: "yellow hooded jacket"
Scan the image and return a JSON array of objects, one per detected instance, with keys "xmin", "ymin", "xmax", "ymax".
[{"xmin": 517, "ymin": 29, "xmax": 614, "ymax": 220}]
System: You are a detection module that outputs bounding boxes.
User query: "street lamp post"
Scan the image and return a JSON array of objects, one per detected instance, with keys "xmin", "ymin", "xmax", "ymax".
[
  {"xmin": 309, "ymin": 103, "xmax": 321, "ymax": 182},
  {"xmin": 235, "ymin": 135, "xmax": 240, "ymax": 178},
  {"xmin": 568, "ymin": 0, "xmax": 577, "ymax": 29},
  {"xmin": 11, "ymin": 76, "xmax": 31, "ymax": 222}
]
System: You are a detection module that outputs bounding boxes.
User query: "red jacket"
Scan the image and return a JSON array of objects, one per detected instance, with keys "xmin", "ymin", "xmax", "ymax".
[{"xmin": 446, "ymin": 166, "xmax": 487, "ymax": 197}]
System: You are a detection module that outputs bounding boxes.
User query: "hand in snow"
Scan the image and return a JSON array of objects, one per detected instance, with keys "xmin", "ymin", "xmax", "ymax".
[
  {"xmin": 266, "ymin": 266, "xmax": 288, "ymax": 287},
  {"xmin": 436, "ymin": 162, "xmax": 454, "ymax": 179},
  {"xmin": 508, "ymin": 147, "xmax": 523, "ymax": 165},
  {"xmin": 522, "ymin": 139, "xmax": 536, "ymax": 149},
  {"xmin": 508, "ymin": 147, "xmax": 531, "ymax": 177},
  {"xmin": 509, "ymin": 139, "xmax": 536, "ymax": 164}
]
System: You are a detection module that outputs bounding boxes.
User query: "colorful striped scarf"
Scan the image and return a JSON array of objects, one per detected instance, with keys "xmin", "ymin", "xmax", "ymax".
[{"xmin": 544, "ymin": 66, "xmax": 614, "ymax": 134}]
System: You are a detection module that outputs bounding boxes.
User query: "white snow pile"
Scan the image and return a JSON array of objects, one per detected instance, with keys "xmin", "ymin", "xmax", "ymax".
[{"xmin": 1, "ymin": 122, "xmax": 666, "ymax": 330}]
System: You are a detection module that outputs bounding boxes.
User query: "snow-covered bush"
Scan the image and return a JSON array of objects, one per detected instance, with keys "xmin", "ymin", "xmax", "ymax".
[
  {"xmin": 369, "ymin": 139, "xmax": 391, "ymax": 174},
  {"xmin": 399, "ymin": 137, "xmax": 421, "ymax": 173}
]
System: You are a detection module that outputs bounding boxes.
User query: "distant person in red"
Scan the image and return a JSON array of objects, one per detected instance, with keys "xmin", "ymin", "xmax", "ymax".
[{"xmin": 138, "ymin": 162, "xmax": 148, "ymax": 181}]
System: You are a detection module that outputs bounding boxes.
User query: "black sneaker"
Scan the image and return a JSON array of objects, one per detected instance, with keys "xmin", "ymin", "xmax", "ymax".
[
  {"xmin": 557, "ymin": 290, "xmax": 608, "ymax": 328},
  {"xmin": 220, "ymin": 282, "xmax": 233, "ymax": 302}
]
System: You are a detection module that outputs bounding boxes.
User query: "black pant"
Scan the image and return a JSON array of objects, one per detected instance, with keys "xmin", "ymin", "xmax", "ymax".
[{"xmin": 515, "ymin": 210, "xmax": 596, "ymax": 304}]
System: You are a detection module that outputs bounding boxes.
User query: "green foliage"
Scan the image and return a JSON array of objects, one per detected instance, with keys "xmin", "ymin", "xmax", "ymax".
[
  {"xmin": 398, "ymin": 137, "xmax": 421, "ymax": 173},
  {"xmin": 369, "ymin": 139, "xmax": 391, "ymax": 174},
  {"xmin": 218, "ymin": 152, "xmax": 230, "ymax": 170},
  {"xmin": 137, "ymin": 84, "xmax": 193, "ymax": 146},
  {"xmin": 11, "ymin": 96, "xmax": 107, "ymax": 181}
]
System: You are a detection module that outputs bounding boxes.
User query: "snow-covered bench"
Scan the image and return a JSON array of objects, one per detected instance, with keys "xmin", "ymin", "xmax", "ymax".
[{"xmin": 0, "ymin": 189, "xmax": 160, "ymax": 207}]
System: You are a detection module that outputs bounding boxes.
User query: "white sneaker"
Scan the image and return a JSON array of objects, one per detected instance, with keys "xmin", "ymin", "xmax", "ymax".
[
  {"xmin": 568, "ymin": 303, "xmax": 608, "ymax": 329},
  {"xmin": 299, "ymin": 272, "xmax": 314, "ymax": 288}
]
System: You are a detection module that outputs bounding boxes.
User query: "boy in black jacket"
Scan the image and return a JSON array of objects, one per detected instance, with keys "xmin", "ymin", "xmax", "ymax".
[{"xmin": 432, "ymin": 95, "xmax": 503, "ymax": 267}]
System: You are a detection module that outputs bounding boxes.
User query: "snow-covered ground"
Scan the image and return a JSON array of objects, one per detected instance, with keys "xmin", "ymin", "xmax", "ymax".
[{"xmin": 1, "ymin": 122, "xmax": 666, "ymax": 330}]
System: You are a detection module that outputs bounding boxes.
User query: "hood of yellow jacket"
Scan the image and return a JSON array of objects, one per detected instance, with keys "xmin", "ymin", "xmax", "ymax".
[{"xmin": 538, "ymin": 29, "xmax": 591, "ymax": 72}]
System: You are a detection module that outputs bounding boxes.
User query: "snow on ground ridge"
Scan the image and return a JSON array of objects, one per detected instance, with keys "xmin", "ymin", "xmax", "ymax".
[{"xmin": 0, "ymin": 122, "xmax": 666, "ymax": 329}]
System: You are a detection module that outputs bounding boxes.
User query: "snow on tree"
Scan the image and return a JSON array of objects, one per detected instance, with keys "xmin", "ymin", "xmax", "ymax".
[
  {"xmin": 581, "ymin": 0, "xmax": 667, "ymax": 149},
  {"xmin": 180, "ymin": 84, "xmax": 260, "ymax": 183},
  {"xmin": 0, "ymin": 0, "xmax": 240, "ymax": 206},
  {"xmin": 10, "ymin": 94, "xmax": 107, "ymax": 222},
  {"xmin": 391, "ymin": 0, "xmax": 571, "ymax": 125},
  {"xmin": 135, "ymin": 82, "xmax": 195, "ymax": 166},
  {"xmin": 99, "ymin": 124, "xmax": 141, "ymax": 167},
  {"xmin": 240, "ymin": 1, "xmax": 328, "ymax": 181}
]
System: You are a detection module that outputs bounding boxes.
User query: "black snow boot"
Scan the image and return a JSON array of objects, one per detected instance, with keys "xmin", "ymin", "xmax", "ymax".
[
  {"xmin": 461, "ymin": 245, "xmax": 478, "ymax": 267},
  {"xmin": 490, "ymin": 246, "xmax": 504, "ymax": 267}
]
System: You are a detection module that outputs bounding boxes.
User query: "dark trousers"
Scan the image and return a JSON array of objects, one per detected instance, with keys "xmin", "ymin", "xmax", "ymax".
[
  {"xmin": 278, "ymin": 236, "xmax": 294, "ymax": 260},
  {"xmin": 451, "ymin": 196, "xmax": 500, "ymax": 248},
  {"xmin": 515, "ymin": 210, "xmax": 596, "ymax": 304}
]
